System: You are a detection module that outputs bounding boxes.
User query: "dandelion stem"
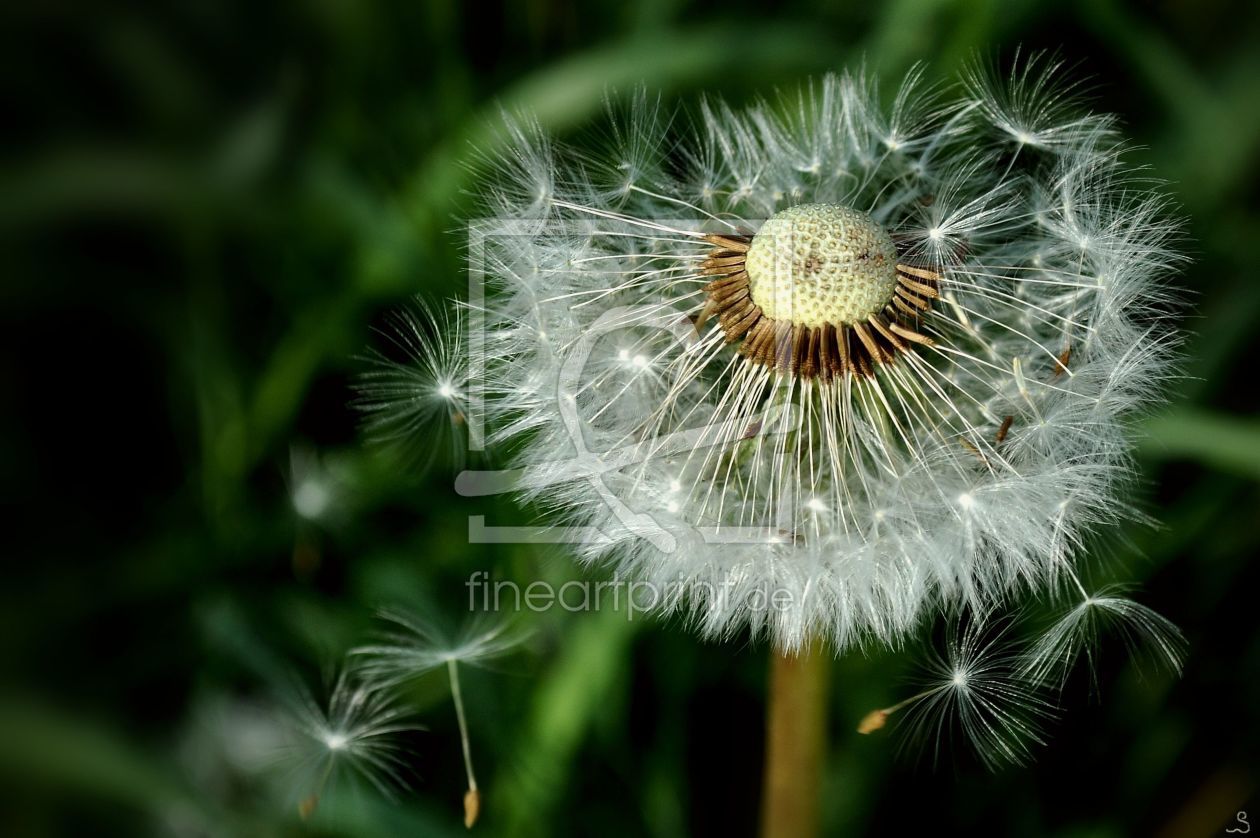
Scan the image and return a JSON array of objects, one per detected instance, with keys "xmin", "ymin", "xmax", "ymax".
[
  {"xmin": 447, "ymin": 659, "xmax": 481, "ymax": 828},
  {"xmin": 760, "ymin": 641, "xmax": 830, "ymax": 838}
]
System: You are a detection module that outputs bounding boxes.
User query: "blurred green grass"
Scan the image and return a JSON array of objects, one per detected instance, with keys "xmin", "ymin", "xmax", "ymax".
[{"xmin": 2, "ymin": 1, "xmax": 1258, "ymax": 835}]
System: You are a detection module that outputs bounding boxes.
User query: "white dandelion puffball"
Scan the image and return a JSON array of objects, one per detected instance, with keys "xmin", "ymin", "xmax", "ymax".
[{"xmin": 422, "ymin": 58, "xmax": 1187, "ymax": 654}]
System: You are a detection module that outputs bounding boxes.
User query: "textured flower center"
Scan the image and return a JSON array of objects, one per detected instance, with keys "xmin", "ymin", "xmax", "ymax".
[
  {"xmin": 697, "ymin": 206, "xmax": 940, "ymax": 380},
  {"xmin": 744, "ymin": 204, "xmax": 899, "ymax": 327}
]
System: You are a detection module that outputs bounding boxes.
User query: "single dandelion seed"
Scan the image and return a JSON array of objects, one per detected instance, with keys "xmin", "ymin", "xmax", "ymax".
[
  {"xmin": 355, "ymin": 298, "xmax": 471, "ymax": 468},
  {"xmin": 964, "ymin": 48, "xmax": 1106, "ymax": 154},
  {"xmin": 860, "ymin": 620, "xmax": 1056, "ymax": 771},
  {"xmin": 276, "ymin": 671, "xmax": 420, "ymax": 820},
  {"xmin": 351, "ymin": 610, "xmax": 527, "ymax": 828},
  {"xmin": 1022, "ymin": 581, "xmax": 1188, "ymax": 687}
]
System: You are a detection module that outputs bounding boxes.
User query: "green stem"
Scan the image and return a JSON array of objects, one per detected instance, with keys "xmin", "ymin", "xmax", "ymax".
[{"xmin": 759, "ymin": 642, "xmax": 830, "ymax": 838}]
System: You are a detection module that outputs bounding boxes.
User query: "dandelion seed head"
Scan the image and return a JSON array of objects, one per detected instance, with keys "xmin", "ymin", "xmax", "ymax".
[{"xmin": 392, "ymin": 55, "xmax": 1186, "ymax": 659}]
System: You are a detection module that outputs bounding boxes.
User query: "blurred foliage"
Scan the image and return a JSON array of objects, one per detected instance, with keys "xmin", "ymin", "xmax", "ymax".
[{"xmin": 2, "ymin": 0, "xmax": 1259, "ymax": 836}]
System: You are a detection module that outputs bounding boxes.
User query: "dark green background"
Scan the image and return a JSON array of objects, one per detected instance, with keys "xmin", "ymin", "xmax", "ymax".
[{"xmin": 3, "ymin": 1, "xmax": 1259, "ymax": 835}]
